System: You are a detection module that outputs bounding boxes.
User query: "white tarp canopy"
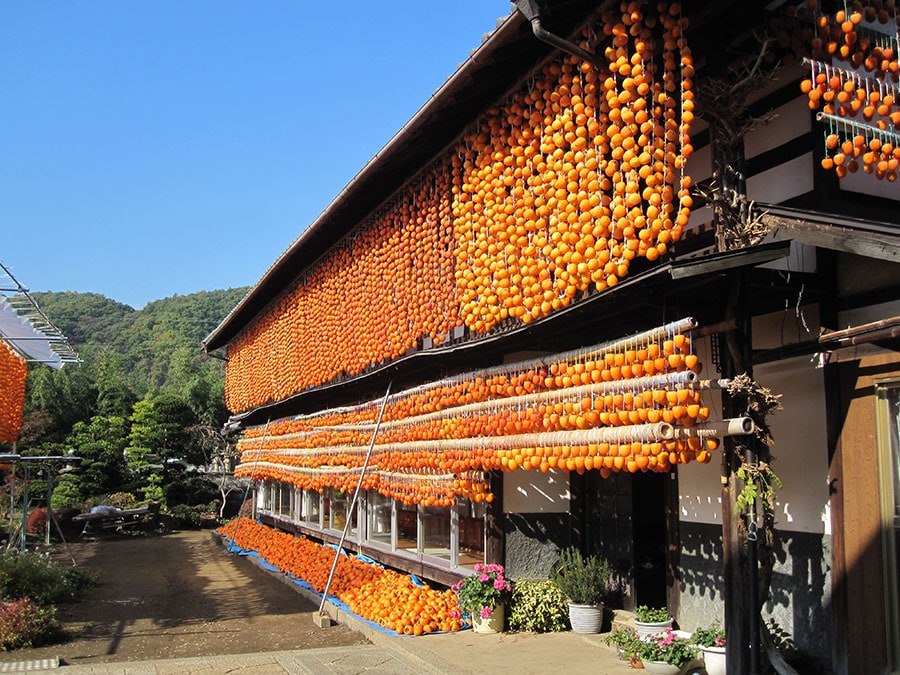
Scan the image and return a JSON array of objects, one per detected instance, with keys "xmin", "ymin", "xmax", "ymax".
[
  {"xmin": 0, "ymin": 296, "xmax": 65, "ymax": 369},
  {"xmin": 0, "ymin": 261, "xmax": 79, "ymax": 369}
]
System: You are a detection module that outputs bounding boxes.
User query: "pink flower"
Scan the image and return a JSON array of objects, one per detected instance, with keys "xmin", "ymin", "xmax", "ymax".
[
  {"xmin": 478, "ymin": 573, "xmax": 489, "ymax": 582},
  {"xmin": 449, "ymin": 608, "xmax": 461, "ymax": 619},
  {"xmin": 479, "ymin": 606, "xmax": 493, "ymax": 618},
  {"xmin": 493, "ymin": 578, "xmax": 506, "ymax": 590}
]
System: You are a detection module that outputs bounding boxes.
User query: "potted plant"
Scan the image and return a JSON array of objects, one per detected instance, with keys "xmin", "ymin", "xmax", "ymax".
[
  {"xmin": 634, "ymin": 604, "xmax": 673, "ymax": 639},
  {"xmin": 634, "ymin": 627, "xmax": 699, "ymax": 675},
  {"xmin": 692, "ymin": 621, "xmax": 726, "ymax": 675},
  {"xmin": 452, "ymin": 563, "xmax": 512, "ymax": 633},
  {"xmin": 605, "ymin": 626, "xmax": 641, "ymax": 663},
  {"xmin": 549, "ymin": 546, "xmax": 612, "ymax": 634}
]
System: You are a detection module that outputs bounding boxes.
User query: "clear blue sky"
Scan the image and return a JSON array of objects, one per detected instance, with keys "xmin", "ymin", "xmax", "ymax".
[{"xmin": 1, "ymin": 2, "xmax": 511, "ymax": 309}]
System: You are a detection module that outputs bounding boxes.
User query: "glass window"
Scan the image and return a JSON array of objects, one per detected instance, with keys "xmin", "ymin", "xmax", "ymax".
[
  {"xmin": 292, "ymin": 487, "xmax": 303, "ymax": 522},
  {"xmin": 322, "ymin": 490, "xmax": 331, "ymax": 529},
  {"xmin": 398, "ymin": 503, "xmax": 418, "ymax": 554},
  {"xmin": 278, "ymin": 481, "xmax": 292, "ymax": 516},
  {"xmin": 366, "ymin": 490, "xmax": 392, "ymax": 546},
  {"xmin": 327, "ymin": 488, "xmax": 360, "ymax": 540},
  {"xmin": 458, "ymin": 498, "xmax": 486, "ymax": 566},
  {"xmin": 422, "ymin": 505, "xmax": 451, "ymax": 561},
  {"xmin": 302, "ymin": 489, "xmax": 321, "ymax": 526},
  {"xmin": 329, "ymin": 488, "xmax": 347, "ymax": 531}
]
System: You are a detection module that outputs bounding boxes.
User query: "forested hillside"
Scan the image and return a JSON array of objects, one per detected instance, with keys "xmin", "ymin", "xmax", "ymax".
[
  {"xmin": 20, "ymin": 288, "xmax": 248, "ymax": 443},
  {"xmin": 3, "ymin": 287, "xmax": 250, "ymax": 512}
]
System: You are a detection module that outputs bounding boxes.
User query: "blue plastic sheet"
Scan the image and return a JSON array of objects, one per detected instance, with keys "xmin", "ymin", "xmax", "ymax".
[{"xmin": 214, "ymin": 530, "xmax": 466, "ymax": 636}]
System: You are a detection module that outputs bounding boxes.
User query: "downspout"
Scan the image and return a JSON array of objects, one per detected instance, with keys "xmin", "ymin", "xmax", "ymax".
[{"xmin": 513, "ymin": 0, "xmax": 605, "ymax": 67}]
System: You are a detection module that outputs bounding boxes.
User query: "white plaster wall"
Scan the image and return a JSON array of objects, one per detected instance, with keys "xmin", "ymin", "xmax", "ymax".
[
  {"xmin": 503, "ymin": 469, "xmax": 569, "ymax": 514},
  {"xmin": 752, "ymin": 304, "xmax": 821, "ymax": 350},
  {"xmin": 744, "ymin": 96, "xmax": 811, "ymax": 159},
  {"xmin": 679, "ymin": 334, "xmax": 726, "ymax": 524},
  {"xmin": 678, "ymin": 332, "xmax": 831, "ymax": 534},
  {"xmin": 755, "ymin": 356, "xmax": 831, "ymax": 535},
  {"xmin": 747, "ymin": 152, "xmax": 814, "ymax": 204},
  {"xmin": 760, "ymin": 240, "xmax": 818, "ymax": 275}
]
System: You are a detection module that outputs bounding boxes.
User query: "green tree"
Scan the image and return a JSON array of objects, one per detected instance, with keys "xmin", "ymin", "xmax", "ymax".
[
  {"xmin": 19, "ymin": 287, "xmax": 247, "ymax": 456},
  {"xmin": 63, "ymin": 415, "xmax": 130, "ymax": 501},
  {"xmin": 92, "ymin": 349, "xmax": 137, "ymax": 417},
  {"xmin": 25, "ymin": 364, "xmax": 98, "ymax": 439},
  {"xmin": 125, "ymin": 395, "xmax": 200, "ymax": 502}
]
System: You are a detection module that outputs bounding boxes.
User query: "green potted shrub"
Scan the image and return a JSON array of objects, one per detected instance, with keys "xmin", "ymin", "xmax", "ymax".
[
  {"xmin": 605, "ymin": 626, "xmax": 641, "ymax": 663},
  {"xmin": 508, "ymin": 579, "xmax": 568, "ymax": 633},
  {"xmin": 634, "ymin": 604, "xmax": 673, "ymax": 639},
  {"xmin": 549, "ymin": 546, "xmax": 612, "ymax": 634}
]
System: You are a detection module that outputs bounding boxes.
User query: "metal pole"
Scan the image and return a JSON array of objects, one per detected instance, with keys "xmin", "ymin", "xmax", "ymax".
[
  {"xmin": 20, "ymin": 466, "xmax": 29, "ymax": 551},
  {"xmin": 319, "ymin": 379, "xmax": 393, "ymax": 616}
]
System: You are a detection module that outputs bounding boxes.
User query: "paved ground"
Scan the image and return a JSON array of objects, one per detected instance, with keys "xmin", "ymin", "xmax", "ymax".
[
  {"xmin": 28, "ymin": 614, "xmax": 640, "ymax": 674},
  {"xmin": 0, "ymin": 533, "xmax": 668, "ymax": 674}
]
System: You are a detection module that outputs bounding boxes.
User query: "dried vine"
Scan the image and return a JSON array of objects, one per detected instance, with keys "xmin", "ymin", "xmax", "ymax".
[
  {"xmin": 726, "ymin": 371, "xmax": 787, "ymax": 672},
  {"xmin": 693, "ymin": 34, "xmax": 781, "ymax": 250}
]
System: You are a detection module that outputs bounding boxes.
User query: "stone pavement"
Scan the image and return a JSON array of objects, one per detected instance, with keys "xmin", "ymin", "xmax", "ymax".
[
  {"xmin": 4, "ymin": 552, "xmax": 643, "ymax": 674},
  {"xmin": 19, "ymin": 627, "xmax": 636, "ymax": 674},
  {"xmin": 11, "ymin": 603, "xmax": 639, "ymax": 674}
]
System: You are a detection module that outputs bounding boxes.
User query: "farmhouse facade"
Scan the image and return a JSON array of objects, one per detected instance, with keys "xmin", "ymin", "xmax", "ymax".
[{"xmin": 205, "ymin": 2, "xmax": 900, "ymax": 672}]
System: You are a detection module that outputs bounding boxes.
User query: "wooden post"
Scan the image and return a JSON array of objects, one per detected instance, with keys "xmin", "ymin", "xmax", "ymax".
[
  {"xmin": 485, "ymin": 470, "xmax": 505, "ymax": 566},
  {"xmin": 719, "ymin": 273, "xmax": 752, "ymax": 675}
]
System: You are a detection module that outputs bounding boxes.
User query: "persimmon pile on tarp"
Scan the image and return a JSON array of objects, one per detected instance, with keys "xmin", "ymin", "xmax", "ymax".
[
  {"xmin": 0, "ymin": 341, "xmax": 27, "ymax": 443},
  {"xmin": 216, "ymin": 518, "xmax": 464, "ymax": 636}
]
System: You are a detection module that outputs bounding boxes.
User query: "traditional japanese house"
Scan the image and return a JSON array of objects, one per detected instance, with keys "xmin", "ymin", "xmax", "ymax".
[{"xmin": 204, "ymin": 2, "xmax": 900, "ymax": 672}]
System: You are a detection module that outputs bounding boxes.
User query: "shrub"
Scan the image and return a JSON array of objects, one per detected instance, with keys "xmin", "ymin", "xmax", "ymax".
[
  {"xmin": 605, "ymin": 627, "xmax": 640, "ymax": 656},
  {"xmin": 692, "ymin": 620, "xmax": 726, "ymax": 647},
  {"xmin": 166, "ymin": 502, "xmax": 219, "ymax": 529},
  {"xmin": 0, "ymin": 598, "xmax": 61, "ymax": 651},
  {"xmin": 635, "ymin": 605, "xmax": 671, "ymax": 623},
  {"xmin": 549, "ymin": 547, "xmax": 612, "ymax": 606},
  {"xmin": 508, "ymin": 579, "xmax": 569, "ymax": 633},
  {"xmin": 0, "ymin": 549, "xmax": 98, "ymax": 605},
  {"xmin": 165, "ymin": 476, "xmax": 219, "ymax": 508}
]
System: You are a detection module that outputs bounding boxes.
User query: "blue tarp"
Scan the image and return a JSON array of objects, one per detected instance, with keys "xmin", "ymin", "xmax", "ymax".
[{"xmin": 213, "ymin": 530, "xmax": 466, "ymax": 637}]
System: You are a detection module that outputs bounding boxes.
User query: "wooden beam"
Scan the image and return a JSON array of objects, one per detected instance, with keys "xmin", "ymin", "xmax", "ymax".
[{"xmin": 764, "ymin": 214, "xmax": 900, "ymax": 262}]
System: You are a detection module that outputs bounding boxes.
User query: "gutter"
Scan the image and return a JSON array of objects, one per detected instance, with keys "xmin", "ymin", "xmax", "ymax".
[{"xmin": 513, "ymin": 0, "xmax": 605, "ymax": 67}]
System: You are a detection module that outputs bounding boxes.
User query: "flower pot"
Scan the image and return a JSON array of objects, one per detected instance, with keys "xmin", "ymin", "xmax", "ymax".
[
  {"xmin": 700, "ymin": 645, "xmax": 726, "ymax": 675},
  {"xmin": 471, "ymin": 603, "xmax": 504, "ymax": 634},
  {"xmin": 641, "ymin": 660, "xmax": 682, "ymax": 675},
  {"xmin": 568, "ymin": 602, "xmax": 603, "ymax": 634},
  {"xmin": 635, "ymin": 618, "xmax": 673, "ymax": 640}
]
